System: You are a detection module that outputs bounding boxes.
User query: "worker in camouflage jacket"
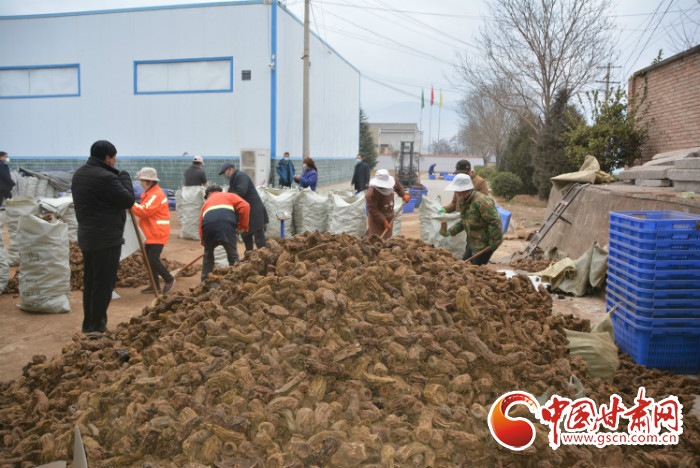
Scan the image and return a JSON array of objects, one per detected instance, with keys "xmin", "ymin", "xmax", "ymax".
[{"xmin": 439, "ymin": 173, "xmax": 502, "ymax": 266}]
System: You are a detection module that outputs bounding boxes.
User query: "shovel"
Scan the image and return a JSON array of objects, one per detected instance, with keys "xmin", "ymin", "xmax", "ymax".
[
  {"xmin": 170, "ymin": 253, "xmax": 204, "ymax": 278},
  {"xmin": 381, "ymin": 199, "xmax": 407, "ymax": 238},
  {"xmin": 465, "ymin": 246, "xmax": 491, "ymax": 264}
]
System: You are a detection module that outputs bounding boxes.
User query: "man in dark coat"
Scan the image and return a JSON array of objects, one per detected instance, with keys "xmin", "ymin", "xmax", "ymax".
[
  {"xmin": 351, "ymin": 153, "xmax": 370, "ymax": 192},
  {"xmin": 219, "ymin": 162, "xmax": 269, "ymax": 253},
  {"xmin": 0, "ymin": 151, "xmax": 15, "ymax": 249},
  {"xmin": 71, "ymin": 140, "xmax": 135, "ymax": 333},
  {"xmin": 276, "ymin": 152, "xmax": 295, "ymax": 188},
  {"xmin": 184, "ymin": 155, "xmax": 208, "ymax": 187}
]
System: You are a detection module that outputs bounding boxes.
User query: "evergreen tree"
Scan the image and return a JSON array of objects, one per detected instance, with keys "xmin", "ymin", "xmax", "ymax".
[
  {"xmin": 532, "ymin": 89, "xmax": 580, "ymax": 198},
  {"xmin": 562, "ymin": 87, "xmax": 649, "ymax": 173},
  {"xmin": 359, "ymin": 108, "xmax": 378, "ymax": 169},
  {"xmin": 499, "ymin": 119, "xmax": 538, "ymax": 195}
]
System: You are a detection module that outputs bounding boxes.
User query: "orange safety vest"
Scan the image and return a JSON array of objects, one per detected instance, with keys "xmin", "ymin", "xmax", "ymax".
[
  {"xmin": 132, "ymin": 184, "xmax": 170, "ymax": 244},
  {"xmin": 198, "ymin": 192, "xmax": 251, "ymax": 245}
]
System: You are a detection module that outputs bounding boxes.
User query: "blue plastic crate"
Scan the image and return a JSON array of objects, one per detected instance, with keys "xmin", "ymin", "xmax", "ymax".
[
  {"xmin": 611, "ymin": 306, "xmax": 700, "ymax": 373},
  {"xmin": 607, "ymin": 279, "xmax": 700, "ymax": 310},
  {"xmin": 412, "ymin": 197, "xmax": 422, "ymax": 208},
  {"xmin": 609, "ymin": 247, "xmax": 700, "ymax": 272},
  {"xmin": 429, "ymin": 174, "xmax": 436, "ymax": 180},
  {"xmin": 439, "ymin": 172, "xmax": 448, "ymax": 177},
  {"xmin": 605, "ymin": 291, "xmax": 700, "ymax": 320},
  {"xmin": 609, "ymin": 238, "xmax": 700, "ymax": 261},
  {"xmin": 609, "ymin": 221, "xmax": 700, "ymax": 242},
  {"xmin": 607, "ymin": 296, "xmax": 700, "ymax": 324},
  {"xmin": 610, "ymin": 211, "xmax": 700, "ymax": 231},
  {"xmin": 607, "ymin": 272, "xmax": 700, "ymax": 303},
  {"xmin": 497, "ymin": 206, "xmax": 511, "ymax": 234},
  {"xmin": 607, "ymin": 263, "xmax": 700, "ymax": 291},
  {"xmin": 609, "ymin": 230, "xmax": 700, "ymax": 251},
  {"xmin": 608, "ymin": 255, "xmax": 700, "ymax": 282},
  {"xmin": 444, "ymin": 174, "xmax": 455, "ymax": 181},
  {"xmin": 402, "ymin": 201, "xmax": 415, "ymax": 213}
]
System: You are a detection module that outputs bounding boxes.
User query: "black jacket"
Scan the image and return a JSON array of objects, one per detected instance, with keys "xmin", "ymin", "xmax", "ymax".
[
  {"xmin": 71, "ymin": 157, "xmax": 135, "ymax": 251},
  {"xmin": 0, "ymin": 160, "xmax": 15, "ymax": 201},
  {"xmin": 352, "ymin": 161, "xmax": 370, "ymax": 192},
  {"xmin": 229, "ymin": 169, "xmax": 269, "ymax": 232}
]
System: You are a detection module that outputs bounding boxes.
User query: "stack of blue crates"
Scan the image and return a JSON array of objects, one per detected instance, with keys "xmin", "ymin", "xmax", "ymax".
[
  {"xmin": 606, "ymin": 211, "xmax": 700, "ymax": 373},
  {"xmin": 408, "ymin": 186, "xmax": 428, "ymax": 208}
]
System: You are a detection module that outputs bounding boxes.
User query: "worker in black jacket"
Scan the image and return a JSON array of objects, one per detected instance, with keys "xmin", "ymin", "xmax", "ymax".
[
  {"xmin": 219, "ymin": 162, "xmax": 269, "ymax": 253},
  {"xmin": 351, "ymin": 153, "xmax": 370, "ymax": 192},
  {"xmin": 71, "ymin": 140, "xmax": 135, "ymax": 333},
  {"xmin": 0, "ymin": 151, "xmax": 15, "ymax": 246}
]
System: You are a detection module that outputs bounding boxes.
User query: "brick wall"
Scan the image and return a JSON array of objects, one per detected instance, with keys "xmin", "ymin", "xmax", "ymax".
[
  {"xmin": 11, "ymin": 157, "xmax": 357, "ymax": 191},
  {"xmin": 628, "ymin": 45, "xmax": 700, "ymax": 163}
]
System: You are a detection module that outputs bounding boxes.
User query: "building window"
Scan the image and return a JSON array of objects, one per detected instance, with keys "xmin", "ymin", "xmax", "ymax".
[
  {"xmin": 134, "ymin": 57, "xmax": 233, "ymax": 94},
  {"xmin": 0, "ymin": 64, "xmax": 80, "ymax": 99},
  {"xmin": 241, "ymin": 70, "xmax": 251, "ymax": 81}
]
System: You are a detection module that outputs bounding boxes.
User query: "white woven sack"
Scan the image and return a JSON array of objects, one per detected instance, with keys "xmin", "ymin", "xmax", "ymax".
[
  {"xmin": 214, "ymin": 245, "xmax": 229, "ymax": 268},
  {"xmin": 294, "ymin": 188, "xmax": 329, "ymax": 234},
  {"xmin": 39, "ymin": 196, "xmax": 78, "ymax": 242},
  {"xmin": 22, "ymin": 176, "xmax": 39, "ymax": 198},
  {"xmin": 419, "ymin": 195, "xmax": 467, "ymax": 259},
  {"xmin": 328, "ymin": 192, "xmax": 367, "ymax": 237},
  {"xmin": 6, "ymin": 196, "xmax": 40, "ymax": 265},
  {"xmin": 0, "ymin": 245, "xmax": 9, "ymax": 294},
  {"xmin": 17, "ymin": 215, "xmax": 71, "ymax": 314},
  {"xmin": 260, "ymin": 187, "xmax": 298, "ymax": 239},
  {"xmin": 176, "ymin": 186, "xmax": 205, "ymax": 240},
  {"xmin": 36, "ymin": 178, "xmax": 51, "ymax": 198},
  {"xmin": 391, "ymin": 193, "xmax": 403, "ymax": 236}
]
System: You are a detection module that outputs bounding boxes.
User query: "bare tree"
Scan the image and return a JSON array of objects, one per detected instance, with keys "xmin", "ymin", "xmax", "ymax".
[
  {"xmin": 457, "ymin": 86, "xmax": 519, "ymax": 167},
  {"xmin": 457, "ymin": 0, "xmax": 616, "ymax": 133}
]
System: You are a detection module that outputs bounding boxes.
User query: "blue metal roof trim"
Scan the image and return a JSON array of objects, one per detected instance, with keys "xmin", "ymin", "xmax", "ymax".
[{"xmin": 0, "ymin": 1, "xmax": 264, "ymax": 20}]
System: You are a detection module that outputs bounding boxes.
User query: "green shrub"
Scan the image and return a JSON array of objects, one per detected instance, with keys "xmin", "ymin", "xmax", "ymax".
[
  {"xmin": 490, "ymin": 171, "xmax": 523, "ymax": 201},
  {"xmin": 476, "ymin": 166, "xmax": 496, "ymax": 180}
]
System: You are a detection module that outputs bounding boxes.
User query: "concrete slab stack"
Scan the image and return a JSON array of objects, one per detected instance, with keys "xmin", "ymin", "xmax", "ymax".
[{"xmin": 619, "ymin": 147, "xmax": 700, "ymax": 191}]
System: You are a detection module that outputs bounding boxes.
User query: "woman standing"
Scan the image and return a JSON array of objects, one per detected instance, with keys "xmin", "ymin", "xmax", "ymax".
[
  {"xmin": 365, "ymin": 169, "xmax": 410, "ymax": 239},
  {"xmin": 132, "ymin": 167, "xmax": 175, "ymax": 294},
  {"xmin": 294, "ymin": 157, "xmax": 318, "ymax": 191}
]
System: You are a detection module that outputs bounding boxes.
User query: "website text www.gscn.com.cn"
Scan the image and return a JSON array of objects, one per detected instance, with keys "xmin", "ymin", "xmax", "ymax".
[{"xmin": 560, "ymin": 431, "xmax": 679, "ymax": 448}]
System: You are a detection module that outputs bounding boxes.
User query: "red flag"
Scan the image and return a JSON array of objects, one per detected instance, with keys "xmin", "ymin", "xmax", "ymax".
[{"xmin": 430, "ymin": 87, "xmax": 434, "ymax": 106}]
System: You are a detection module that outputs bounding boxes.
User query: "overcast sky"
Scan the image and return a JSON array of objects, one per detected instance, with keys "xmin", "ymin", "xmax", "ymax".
[{"xmin": 2, "ymin": 0, "xmax": 698, "ymax": 144}]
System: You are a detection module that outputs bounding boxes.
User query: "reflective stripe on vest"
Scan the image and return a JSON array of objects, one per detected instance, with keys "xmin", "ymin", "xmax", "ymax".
[
  {"xmin": 144, "ymin": 194, "xmax": 157, "ymax": 208},
  {"xmin": 156, "ymin": 220, "xmax": 170, "ymax": 225},
  {"xmin": 203, "ymin": 204, "xmax": 236, "ymax": 217}
]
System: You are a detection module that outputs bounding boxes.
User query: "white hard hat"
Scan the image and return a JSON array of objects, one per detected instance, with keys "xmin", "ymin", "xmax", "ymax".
[
  {"xmin": 136, "ymin": 167, "xmax": 159, "ymax": 181},
  {"xmin": 445, "ymin": 173, "xmax": 474, "ymax": 192},
  {"xmin": 370, "ymin": 169, "xmax": 395, "ymax": 189},
  {"xmin": 192, "ymin": 155, "xmax": 204, "ymax": 163}
]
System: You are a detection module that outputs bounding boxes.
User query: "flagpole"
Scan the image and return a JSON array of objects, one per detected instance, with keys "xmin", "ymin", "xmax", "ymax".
[
  {"xmin": 437, "ymin": 89, "xmax": 442, "ymax": 144},
  {"xmin": 419, "ymin": 89, "xmax": 424, "ymax": 153},
  {"xmin": 428, "ymin": 87, "xmax": 433, "ymax": 153}
]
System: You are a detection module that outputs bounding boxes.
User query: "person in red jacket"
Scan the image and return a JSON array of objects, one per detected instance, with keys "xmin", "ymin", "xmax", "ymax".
[
  {"xmin": 132, "ymin": 167, "xmax": 175, "ymax": 294},
  {"xmin": 199, "ymin": 185, "xmax": 250, "ymax": 281}
]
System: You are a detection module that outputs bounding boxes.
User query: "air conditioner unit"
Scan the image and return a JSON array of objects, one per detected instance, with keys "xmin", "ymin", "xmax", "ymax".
[{"xmin": 240, "ymin": 148, "xmax": 270, "ymax": 186}]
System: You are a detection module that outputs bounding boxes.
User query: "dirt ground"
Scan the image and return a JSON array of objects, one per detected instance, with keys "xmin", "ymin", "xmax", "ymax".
[{"xmin": 0, "ymin": 180, "xmax": 607, "ymax": 382}]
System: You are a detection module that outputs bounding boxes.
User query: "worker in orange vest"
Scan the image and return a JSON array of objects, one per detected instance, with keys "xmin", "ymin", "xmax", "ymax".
[
  {"xmin": 132, "ymin": 167, "xmax": 175, "ymax": 294},
  {"xmin": 199, "ymin": 185, "xmax": 250, "ymax": 281}
]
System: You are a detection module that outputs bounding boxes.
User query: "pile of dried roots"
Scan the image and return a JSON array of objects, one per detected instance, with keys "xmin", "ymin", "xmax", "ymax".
[{"xmin": 0, "ymin": 232, "xmax": 697, "ymax": 468}]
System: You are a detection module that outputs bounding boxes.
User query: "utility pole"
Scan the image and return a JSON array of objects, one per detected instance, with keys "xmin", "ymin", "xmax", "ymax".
[
  {"xmin": 595, "ymin": 63, "xmax": 622, "ymax": 100},
  {"xmin": 302, "ymin": 0, "xmax": 310, "ymax": 158}
]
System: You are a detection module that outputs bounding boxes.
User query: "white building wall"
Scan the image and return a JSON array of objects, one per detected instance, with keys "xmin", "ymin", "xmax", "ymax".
[
  {"xmin": 0, "ymin": 3, "xmax": 272, "ymax": 157},
  {"xmin": 276, "ymin": 5, "xmax": 359, "ymax": 160}
]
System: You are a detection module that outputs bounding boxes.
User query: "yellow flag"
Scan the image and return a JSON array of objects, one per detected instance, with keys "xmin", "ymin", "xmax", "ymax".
[{"xmin": 440, "ymin": 90, "xmax": 443, "ymax": 109}]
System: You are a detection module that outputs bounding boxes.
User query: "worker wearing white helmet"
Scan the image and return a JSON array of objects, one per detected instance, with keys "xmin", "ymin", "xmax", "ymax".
[{"xmin": 440, "ymin": 173, "xmax": 503, "ymax": 265}]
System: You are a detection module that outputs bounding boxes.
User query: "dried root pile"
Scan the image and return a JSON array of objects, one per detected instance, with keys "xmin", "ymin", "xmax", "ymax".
[
  {"xmin": 116, "ymin": 252, "xmax": 200, "ymax": 288},
  {"xmin": 509, "ymin": 258, "xmax": 553, "ymax": 272},
  {"xmin": 0, "ymin": 232, "xmax": 698, "ymax": 468}
]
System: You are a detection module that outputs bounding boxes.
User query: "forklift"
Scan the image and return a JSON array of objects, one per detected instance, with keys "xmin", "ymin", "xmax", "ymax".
[{"xmin": 395, "ymin": 141, "xmax": 420, "ymax": 188}]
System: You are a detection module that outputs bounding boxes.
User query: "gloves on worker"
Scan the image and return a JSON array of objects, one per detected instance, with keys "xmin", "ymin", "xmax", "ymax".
[
  {"xmin": 437, "ymin": 207, "xmax": 446, "ymax": 214},
  {"xmin": 403, "ymin": 194, "xmax": 411, "ymax": 203},
  {"xmin": 384, "ymin": 219, "xmax": 391, "ymax": 229},
  {"xmin": 439, "ymin": 230, "xmax": 450, "ymax": 237}
]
